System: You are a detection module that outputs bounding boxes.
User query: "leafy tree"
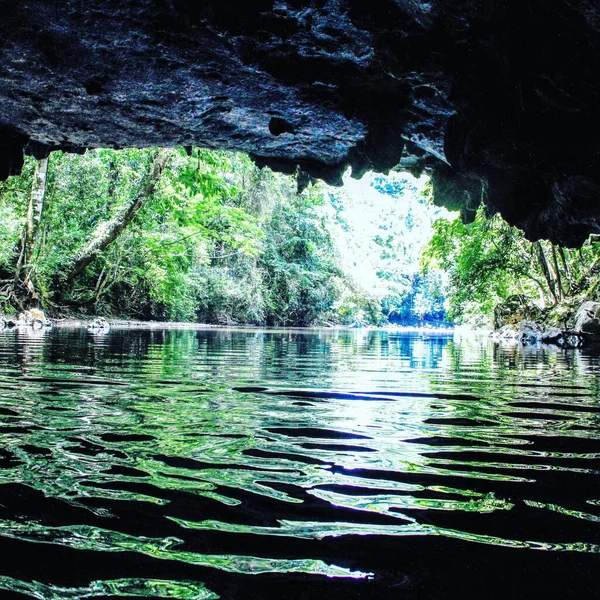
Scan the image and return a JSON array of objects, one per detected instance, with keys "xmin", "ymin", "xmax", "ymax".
[
  {"xmin": 422, "ymin": 206, "xmax": 600, "ymax": 325},
  {"xmin": 195, "ymin": 165, "xmax": 343, "ymax": 325},
  {"xmin": 0, "ymin": 146, "xmax": 473, "ymax": 328},
  {"xmin": 0, "ymin": 148, "xmax": 265, "ymax": 320}
]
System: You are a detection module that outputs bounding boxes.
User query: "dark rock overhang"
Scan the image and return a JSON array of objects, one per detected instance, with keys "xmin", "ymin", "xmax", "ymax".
[{"xmin": 1, "ymin": 0, "xmax": 598, "ymax": 246}]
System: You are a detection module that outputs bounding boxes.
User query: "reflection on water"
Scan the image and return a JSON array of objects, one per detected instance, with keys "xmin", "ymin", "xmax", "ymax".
[{"xmin": 0, "ymin": 327, "xmax": 598, "ymax": 598}]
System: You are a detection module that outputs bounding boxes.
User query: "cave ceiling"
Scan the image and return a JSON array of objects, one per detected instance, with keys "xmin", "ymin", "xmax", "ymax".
[{"xmin": 1, "ymin": 0, "xmax": 599, "ymax": 245}]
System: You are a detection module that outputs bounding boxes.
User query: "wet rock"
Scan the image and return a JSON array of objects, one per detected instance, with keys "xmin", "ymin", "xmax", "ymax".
[
  {"xmin": 490, "ymin": 324, "xmax": 519, "ymax": 341},
  {"xmin": 574, "ymin": 301, "xmax": 600, "ymax": 341},
  {"xmin": 561, "ymin": 334, "xmax": 583, "ymax": 349},
  {"xmin": 540, "ymin": 327, "xmax": 564, "ymax": 344},
  {"xmin": 490, "ymin": 322, "xmax": 541, "ymax": 345},
  {"xmin": 0, "ymin": 1, "xmax": 599, "ymax": 245},
  {"xmin": 491, "ymin": 320, "xmax": 584, "ymax": 348},
  {"xmin": 540, "ymin": 327, "xmax": 583, "ymax": 348},
  {"xmin": 518, "ymin": 321, "xmax": 543, "ymax": 345},
  {"xmin": 490, "ymin": 320, "xmax": 541, "ymax": 345}
]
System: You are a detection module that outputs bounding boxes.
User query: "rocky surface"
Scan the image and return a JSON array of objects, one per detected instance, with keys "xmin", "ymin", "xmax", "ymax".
[
  {"xmin": 1, "ymin": 1, "xmax": 599, "ymax": 245},
  {"xmin": 574, "ymin": 301, "xmax": 600, "ymax": 341},
  {"xmin": 491, "ymin": 320, "xmax": 584, "ymax": 348},
  {"xmin": 490, "ymin": 299, "xmax": 600, "ymax": 347},
  {"xmin": 493, "ymin": 294, "xmax": 543, "ymax": 330}
]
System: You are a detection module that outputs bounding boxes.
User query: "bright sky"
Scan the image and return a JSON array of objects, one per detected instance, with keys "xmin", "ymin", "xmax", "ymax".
[{"xmin": 325, "ymin": 170, "xmax": 453, "ymax": 296}]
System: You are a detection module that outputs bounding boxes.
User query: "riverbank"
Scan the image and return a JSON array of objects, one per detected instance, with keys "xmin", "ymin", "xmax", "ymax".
[
  {"xmin": 51, "ymin": 318, "xmax": 223, "ymax": 330},
  {"xmin": 49, "ymin": 318, "xmax": 457, "ymax": 333},
  {"xmin": 489, "ymin": 299, "xmax": 600, "ymax": 348}
]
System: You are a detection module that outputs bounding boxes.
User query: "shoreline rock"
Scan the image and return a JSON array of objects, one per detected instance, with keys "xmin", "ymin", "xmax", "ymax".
[
  {"xmin": 573, "ymin": 302, "xmax": 600, "ymax": 341},
  {"xmin": 490, "ymin": 297, "xmax": 600, "ymax": 348},
  {"xmin": 490, "ymin": 319, "xmax": 587, "ymax": 348}
]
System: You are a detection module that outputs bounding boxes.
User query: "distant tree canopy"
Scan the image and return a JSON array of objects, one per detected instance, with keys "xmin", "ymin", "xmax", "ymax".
[
  {"xmin": 422, "ymin": 207, "xmax": 600, "ymax": 326},
  {"xmin": 5, "ymin": 146, "xmax": 597, "ymax": 328},
  {"xmin": 328, "ymin": 175, "xmax": 448, "ymax": 326},
  {"xmin": 0, "ymin": 147, "xmax": 451, "ymax": 326}
]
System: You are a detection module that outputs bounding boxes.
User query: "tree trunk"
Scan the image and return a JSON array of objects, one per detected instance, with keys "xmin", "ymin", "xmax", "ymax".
[
  {"xmin": 62, "ymin": 149, "xmax": 172, "ymax": 283},
  {"xmin": 14, "ymin": 157, "xmax": 49, "ymax": 300},
  {"xmin": 550, "ymin": 243, "xmax": 564, "ymax": 302},
  {"xmin": 533, "ymin": 241, "xmax": 559, "ymax": 304},
  {"xmin": 557, "ymin": 246, "xmax": 573, "ymax": 295},
  {"xmin": 16, "ymin": 157, "xmax": 49, "ymax": 275}
]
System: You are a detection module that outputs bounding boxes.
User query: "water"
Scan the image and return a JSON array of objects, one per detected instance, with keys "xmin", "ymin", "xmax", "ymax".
[{"xmin": 0, "ymin": 326, "xmax": 598, "ymax": 599}]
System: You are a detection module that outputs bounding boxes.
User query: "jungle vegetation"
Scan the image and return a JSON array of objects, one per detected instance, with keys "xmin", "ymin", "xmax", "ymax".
[
  {"xmin": 2, "ymin": 146, "xmax": 598, "ymax": 327},
  {"xmin": 422, "ymin": 207, "xmax": 600, "ymax": 327},
  {"xmin": 0, "ymin": 147, "xmax": 445, "ymax": 325}
]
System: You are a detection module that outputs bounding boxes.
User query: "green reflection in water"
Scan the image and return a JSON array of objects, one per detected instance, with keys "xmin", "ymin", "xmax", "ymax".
[
  {"xmin": 524, "ymin": 499, "xmax": 600, "ymax": 523},
  {"xmin": 0, "ymin": 576, "xmax": 219, "ymax": 599},
  {"xmin": 171, "ymin": 514, "xmax": 600, "ymax": 554},
  {"xmin": 0, "ymin": 327, "xmax": 599, "ymax": 593},
  {"xmin": 170, "ymin": 517, "xmax": 432, "ymax": 539},
  {"xmin": 309, "ymin": 488, "xmax": 515, "ymax": 516},
  {"xmin": 438, "ymin": 526, "xmax": 600, "ymax": 553},
  {"xmin": 0, "ymin": 520, "xmax": 371, "ymax": 579}
]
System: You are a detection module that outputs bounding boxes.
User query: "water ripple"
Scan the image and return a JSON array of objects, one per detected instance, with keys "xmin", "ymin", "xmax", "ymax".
[{"xmin": 0, "ymin": 328, "xmax": 598, "ymax": 598}]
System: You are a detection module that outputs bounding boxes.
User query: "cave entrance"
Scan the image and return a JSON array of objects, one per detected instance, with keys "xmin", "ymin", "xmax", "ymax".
[{"xmin": 0, "ymin": 146, "xmax": 596, "ymax": 333}]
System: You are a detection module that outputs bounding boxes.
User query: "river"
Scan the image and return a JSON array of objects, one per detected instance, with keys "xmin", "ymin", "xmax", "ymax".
[{"xmin": 0, "ymin": 326, "xmax": 598, "ymax": 599}]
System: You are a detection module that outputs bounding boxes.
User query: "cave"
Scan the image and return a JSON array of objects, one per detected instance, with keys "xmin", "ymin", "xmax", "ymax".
[{"xmin": 1, "ymin": 0, "xmax": 599, "ymax": 246}]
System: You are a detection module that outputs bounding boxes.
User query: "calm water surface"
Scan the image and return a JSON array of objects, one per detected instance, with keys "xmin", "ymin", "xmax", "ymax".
[{"xmin": 0, "ymin": 327, "xmax": 599, "ymax": 599}]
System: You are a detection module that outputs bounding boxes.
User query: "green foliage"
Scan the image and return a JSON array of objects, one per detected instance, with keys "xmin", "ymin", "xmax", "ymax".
[
  {"xmin": 194, "ymin": 169, "xmax": 343, "ymax": 326},
  {"xmin": 423, "ymin": 210, "xmax": 533, "ymax": 324},
  {"xmin": 422, "ymin": 206, "xmax": 600, "ymax": 326},
  {"xmin": 0, "ymin": 147, "xmax": 354, "ymax": 325},
  {"xmin": 0, "ymin": 147, "xmax": 464, "ymax": 327}
]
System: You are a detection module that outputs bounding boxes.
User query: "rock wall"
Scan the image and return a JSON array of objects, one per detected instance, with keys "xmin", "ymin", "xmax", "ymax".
[{"xmin": 1, "ymin": 1, "xmax": 599, "ymax": 245}]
